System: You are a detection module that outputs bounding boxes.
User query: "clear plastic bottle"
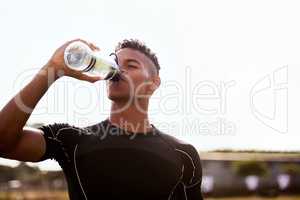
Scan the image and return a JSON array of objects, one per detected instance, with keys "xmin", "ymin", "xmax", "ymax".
[{"xmin": 64, "ymin": 41, "xmax": 121, "ymax": 81}]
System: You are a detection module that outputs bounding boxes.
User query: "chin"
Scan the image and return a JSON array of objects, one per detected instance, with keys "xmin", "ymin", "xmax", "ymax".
[{"xmin": 107, "ymin": 93, "xmax": 130, "ymax": 102}]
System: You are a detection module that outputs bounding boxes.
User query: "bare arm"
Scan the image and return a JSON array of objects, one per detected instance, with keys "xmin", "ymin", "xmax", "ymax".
[
  {"xmin": 0, "ymin": 39, "xmax": 101, "ymax": 162},
  {"xmin": 0, "ymin": 64, "xmax": 58, "ymax": 151}
]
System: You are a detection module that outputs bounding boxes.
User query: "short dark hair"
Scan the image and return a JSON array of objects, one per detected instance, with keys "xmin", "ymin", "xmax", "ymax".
[{"xmin": 115, "ymin": 39, "xmax": 160, "ymax": 74}]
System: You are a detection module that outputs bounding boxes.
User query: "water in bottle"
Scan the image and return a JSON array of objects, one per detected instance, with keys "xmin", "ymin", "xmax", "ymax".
[{"xmin": 64, "ymin": 41, "xmax": 121, "ymax": 81}]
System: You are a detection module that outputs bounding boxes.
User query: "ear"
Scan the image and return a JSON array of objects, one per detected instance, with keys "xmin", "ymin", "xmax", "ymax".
[{"xmin": 150, "ymin": 76, "xmax": 161, "ymax": 91}]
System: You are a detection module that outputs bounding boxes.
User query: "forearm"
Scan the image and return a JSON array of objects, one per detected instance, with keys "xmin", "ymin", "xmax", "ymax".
[
  {"xmin": 0, "ymin": 38, "xmax": 101, "ymax": 152},
  {"xmin": 0, "ymin": 64, "xmax": 59, "ymax": 149}
]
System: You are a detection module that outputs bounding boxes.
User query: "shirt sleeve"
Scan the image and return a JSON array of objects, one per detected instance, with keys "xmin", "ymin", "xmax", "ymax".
[
  {"xmin": 184, "ymin": 144, "xmax": 203, "ymax": 200},
  {"xmin": 37, "ymin": 123, "xmax": 71, "ymax": 162}
]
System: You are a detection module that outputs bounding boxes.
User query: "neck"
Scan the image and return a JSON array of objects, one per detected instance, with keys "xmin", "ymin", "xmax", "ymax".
[{"xmin": 109, "ymin": 99, "xmax": 153, "ymax": 133}]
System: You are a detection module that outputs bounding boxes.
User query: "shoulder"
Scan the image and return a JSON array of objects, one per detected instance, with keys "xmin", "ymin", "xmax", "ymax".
[
  {"xmin": 157, "ymin": 130, "xmax": 199, "ymax": 156},
  {"xmin": 83, "ymin": 120, "xmax": 110, "ymax": 137},
  {"xmin": 38, "ymin": 123, "xmax": 71, "ymax": 137},
  {"xmin": 38, "ymin": 122, "xmax": 93, "ymax": 142},
  {"xmin": 157, "ymin": 129, "xmax": 202, "ymax": 186}
]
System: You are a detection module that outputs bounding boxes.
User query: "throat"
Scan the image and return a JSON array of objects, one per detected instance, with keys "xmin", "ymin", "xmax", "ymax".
[{"xmin": 109, "ymin": 101, "xmax": 151, "ymax": 134}]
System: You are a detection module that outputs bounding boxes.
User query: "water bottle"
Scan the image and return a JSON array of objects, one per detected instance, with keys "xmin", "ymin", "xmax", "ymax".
[{"xmin": 64, "ymin": 41, "xmax": 121, "ymax": 81}]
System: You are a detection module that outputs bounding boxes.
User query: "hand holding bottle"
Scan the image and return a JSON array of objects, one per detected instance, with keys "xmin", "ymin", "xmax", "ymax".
[
  {"xmin": 45, "ymin": 39, "xmax": 103, "ymax": 83},
  {"xmin": 64, "ymin": 41, "xmax": 120, "ymax": 81}
]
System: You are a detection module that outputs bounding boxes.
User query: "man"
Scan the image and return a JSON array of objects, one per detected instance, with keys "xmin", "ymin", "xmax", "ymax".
[{"xmin": 0, "ymin": 39, "xmax": 203, "ymax": 199}]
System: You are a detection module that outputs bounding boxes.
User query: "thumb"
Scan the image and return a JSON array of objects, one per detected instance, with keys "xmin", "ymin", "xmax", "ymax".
[{"xmin": 77, "ymin": 73, "xmax": 103, "ymax": 83}]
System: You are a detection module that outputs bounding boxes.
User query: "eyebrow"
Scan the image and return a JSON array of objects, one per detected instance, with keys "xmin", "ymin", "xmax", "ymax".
[
  {"xmin": 110, "ymin": 52, "xmax": 142, "ymax": 66},
  {"xmin": 125, "ymin": 58, "xmax": 141, "ymax": 65}
]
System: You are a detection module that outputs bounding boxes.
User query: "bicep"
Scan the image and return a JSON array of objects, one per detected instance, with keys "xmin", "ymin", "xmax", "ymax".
[{"xmin": 1, "ymin": 127, "xmax": 46, "ymax": 162}]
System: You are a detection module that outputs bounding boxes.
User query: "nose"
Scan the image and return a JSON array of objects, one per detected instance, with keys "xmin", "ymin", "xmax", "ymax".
[
  {"xmin": 110, "ymin": 68, "xmax": 126, "ymax": 82},
  {"xmin": 119, "ymin": 69, "xmax": 128, "ymax": 79},
  {"xmin": 117, "ymin": 65, "xmax": 128, "ymax": 74},
  {"xmin": 119, "ymin": 69, "xmax": 127, "ymax": 73}
]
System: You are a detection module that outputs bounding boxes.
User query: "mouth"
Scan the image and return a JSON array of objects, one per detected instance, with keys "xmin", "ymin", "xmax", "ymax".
[{"xmin": 109, "ymin": 72, "xmax": 125, "ymax": 83}]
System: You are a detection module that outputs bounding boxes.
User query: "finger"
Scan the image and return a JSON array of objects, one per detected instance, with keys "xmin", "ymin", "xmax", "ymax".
[
  {"xmin": 89, "ymin": 42, "xmax": 101, "ymax": 51},
  {"xmin": 78, "ymin": 73, "xmax": 103, "ymax": 83},
  {"xmin": 65, "ymin": 38, "xmax": 90, "ymax": 48},
  {"xmin": 65, "ymin": 38, "xmax": 85, "ymax": 46},
  {"xmin": 66, "ymin": 39, "xmax": 101, "ymax": 52}
]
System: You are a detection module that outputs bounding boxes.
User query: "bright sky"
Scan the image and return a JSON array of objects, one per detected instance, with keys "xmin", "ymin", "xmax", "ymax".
[{"xmin": 0, "ymin": 0, "xmax": 299, "ymax": 170}]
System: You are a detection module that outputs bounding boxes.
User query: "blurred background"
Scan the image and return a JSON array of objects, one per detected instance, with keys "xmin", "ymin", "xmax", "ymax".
[{"xmin": 0, "ymin": 0, "xmax": 300, "ymax": 199}]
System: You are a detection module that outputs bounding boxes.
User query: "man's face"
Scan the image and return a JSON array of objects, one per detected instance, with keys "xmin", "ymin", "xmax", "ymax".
[{"xmin": 106, "ymin": 48, "xmax": 159, "ymax": 103}]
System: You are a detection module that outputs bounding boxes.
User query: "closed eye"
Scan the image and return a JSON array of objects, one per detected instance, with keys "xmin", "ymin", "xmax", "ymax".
[{"xmin": 128, "ymin": 65, "xmax": 138, "ymax": 68}]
